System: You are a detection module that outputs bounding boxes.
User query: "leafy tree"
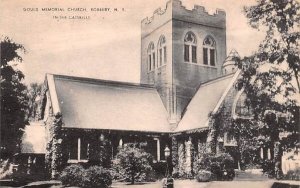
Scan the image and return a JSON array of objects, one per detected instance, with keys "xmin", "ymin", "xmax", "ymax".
[
  {"xmin": 112, "ymin": 143, "xmax": 153, "ymax": 184},
  {"xmin": 236, "ymin": 0, "xmax": 300, "ymax": 178},
  {"xmin": 0, "ymin": 36, "xmax": 28, "ymax": 157},
  {"xmin": 26, "ymin": 83, "xmax": 43, "ymax": 121}
]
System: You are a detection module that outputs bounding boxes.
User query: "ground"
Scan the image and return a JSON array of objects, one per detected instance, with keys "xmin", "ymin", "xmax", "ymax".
[
  {"xmin": 1, "ymin": 171, "xmax": 299, "ymax": 188},
  {"xmin": 112, "ymin": 180, "xmax": 275, "ymax": 188},
  {"xmin": 2, "ymin": 179, "xmax": 299, "ymax": 188}
]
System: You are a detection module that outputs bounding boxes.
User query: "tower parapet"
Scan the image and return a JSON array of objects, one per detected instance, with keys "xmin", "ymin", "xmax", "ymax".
[
  {"xmin": 141, "ymin": 0, "xmax": 226, "ymax": 38},
  {"xmin": 172, "ymin": 0, "xmax": 226, "ymax": 29},
  {"xmin": 141, "ymin": 1, "xmax": 172, "ymax": 38}
]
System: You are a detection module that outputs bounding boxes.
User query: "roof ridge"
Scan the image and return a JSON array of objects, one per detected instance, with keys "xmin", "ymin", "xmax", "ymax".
[{"xmin": 48, "ymin": 73, "xmax": 156, "ymax": 89}]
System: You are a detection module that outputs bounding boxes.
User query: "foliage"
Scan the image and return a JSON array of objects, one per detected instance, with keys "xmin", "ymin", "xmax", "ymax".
[
  {"xmin": 26, "ymin": 83, "xmax": 43, "ymax": 121},
  {"xmin": 87, "ymin": 135, "xmax": 111, "ymax": 168},
  {"xmin": 284, "ymin": 167, "xmax": 300, "ymax": 180},
  {"xmin": 0, "ymin": 36, "xmax": 28, "ymax": 157},
  {"xmin": 261, "ymin": 159, "xmax": 275, "ymax": 177},
  {"xmin": 195, "ymin": 152, "xmax": 235, "ymax": 181},
  {"xmin": 238, "ymin": 0, "xmax": 300, "ymax": 143},
  {"xmin": 239, "ymin": 141, "xmax": 261, "ymax": 169},
  {"xmin": 207, "ymin": 110, "xmax": 224, "ymax": 154},
  {"xmin": 82, "ymin": 166, "xmax": 112, "ymax": 188},
  {"xmin": 151, "ymin": 161, "xmax": 167, "ymax": 180},
  {"xmin": 195, "ymin": 170, "xmax": 212, "ymax": 182},
  {"xmin": 235, "ymin": 0, "xmax": 300, "ymax": 178},
  {"xmin": 60, "ymin": 164, "xmax": 112, "ymax": 188},
  {"xmin": 228, "ymin": 119, "xmax": 261, "ymax": 169},
  {"xmin": 59, "ymin": 164, "xmax": 84, "ymax": 187},
  {"xmin": 112, "ymin": 143, "xmax": 154, "ymax": 184}
]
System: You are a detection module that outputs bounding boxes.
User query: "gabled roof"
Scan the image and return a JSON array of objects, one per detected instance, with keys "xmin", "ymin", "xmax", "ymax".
[
  {"xmin": 46, "ymin": 74, "xmax": 171, "ymax": 133},
  {"xmin": 175, "ymin": 71, "xmax": 240, "ymax": 133}
]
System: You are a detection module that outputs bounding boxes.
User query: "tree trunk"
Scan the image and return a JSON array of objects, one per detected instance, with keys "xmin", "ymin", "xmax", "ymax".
[{"xmin": 131, "ymin": 173, "xmax": 135, "ymax": 184}]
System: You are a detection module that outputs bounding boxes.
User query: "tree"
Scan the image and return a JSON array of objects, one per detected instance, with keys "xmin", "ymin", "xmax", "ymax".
[
  {"xmin": 236, "ymin": 0, "xmax": 300, "ymax": 178},
  {"xmin": 26, "ymin": 83, "xmax": 43, "ymax": 121},
  {"xmin": 112, "ymin": 144, "xmax": 153, "ymax": 184},
  {"xmin": 0, "ymin": 36, "xmax": 28, "ymax": 157}
]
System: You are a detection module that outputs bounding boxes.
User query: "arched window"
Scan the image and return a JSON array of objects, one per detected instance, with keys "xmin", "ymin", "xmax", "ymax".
[
  {"xmin": 147, "ymin": 42, "xmax": 156, "ymax": 71},
  {"xmin": 158, "ymin": 35, "xmax": 167, "ymax": 66},
  {"xmin": 184, "ymin": 32, "xmax": 197, "ymax": 63},
  {"xmin": 235, "ymin": 92, "xmax": 253, "ymax": 117},
  {"xmin": 203, "ymin": 36, "xmax": 216, "ymax": 66}
]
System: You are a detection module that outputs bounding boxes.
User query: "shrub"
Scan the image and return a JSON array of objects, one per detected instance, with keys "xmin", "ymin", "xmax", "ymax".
[
  {"xmin": 261, "ymin": 159, "xmax": 275, "ymax": 178},
  {"xmin": 60, "ymin": 165, "xmax": 112, "ymax": 188},
  {"xmin": 284, "ymin": 168, "xmax": 300, "ymax": 180},
  {"xmin": 60, "ymin": 164, "xmax": 84, "ymax": 187},
  {"xmin": 82, "ymin": 166, "xmax": 112, "ymax": 188},
  {"xmin": 195, "ymin": 152, "xmax": 235, "ymax": 181},
  {"xmin": 152, "ymin": 161, "xmax": 167, "ymax": 180},
  {"xmin": 196, "ymin": 170, "xmax": 211, "ymax": 182},
  {"xmin": 112, "ymin": 144, "xmax": 154, "ymax": 184}
]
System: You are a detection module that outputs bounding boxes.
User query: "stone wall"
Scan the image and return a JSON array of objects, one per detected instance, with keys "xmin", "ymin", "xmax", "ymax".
[{"xmin": 140, "ymin": 16, "xmax": 173, "ymax": 120}]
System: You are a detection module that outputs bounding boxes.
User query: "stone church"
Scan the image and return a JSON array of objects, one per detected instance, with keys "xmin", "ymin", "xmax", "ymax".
[{"xmin": 21, "ymin": 0, "xmax": 252, "ymax": 178}]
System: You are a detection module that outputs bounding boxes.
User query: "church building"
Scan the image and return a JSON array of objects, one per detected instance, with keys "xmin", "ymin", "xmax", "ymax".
[{"xmin": 21, "ymin": 0, "xmax": 248, "ymax": 179}]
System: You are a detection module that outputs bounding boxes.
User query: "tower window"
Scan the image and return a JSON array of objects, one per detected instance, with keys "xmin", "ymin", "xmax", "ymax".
[
  {"xmin": 203, "ymin": 48, "xmax": 208, "ymax": 65},
  {"xmin": 147, "ymin": 42, "xmax": 155, "ymax": 71},
  {"xmin": 163, "ymin": 46, "xmax": 167, "ymax": 63},
  {"xmin": 184, "ymin": 32, "xmax": 197, "ymax": 63},
  {"xmin": 203, "ymin": 36, "xmax": 216, "ymax": 66},
  {"xmin": 158, "ymin": 35, "xmax": 167, "ymax": 66}
]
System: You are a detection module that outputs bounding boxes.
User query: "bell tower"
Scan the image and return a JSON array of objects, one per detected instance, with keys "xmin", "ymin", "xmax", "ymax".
[{"xmin": 140, "ymin": 0, "xmax": 226, "ymax": 126}]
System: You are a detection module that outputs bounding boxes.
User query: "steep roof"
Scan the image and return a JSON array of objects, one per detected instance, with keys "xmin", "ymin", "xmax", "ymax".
[
  {"xmin": 46, "ymin": 74, "xmax": 171, "ymax": 133},
  {"xmin": 175, "ymin": 71, "xmax": 240, "ymax": 133}
]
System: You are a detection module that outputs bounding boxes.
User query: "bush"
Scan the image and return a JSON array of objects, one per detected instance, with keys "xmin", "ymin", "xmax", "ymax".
[
  {"xmin": 195, "ymin": 152, "xmax": 235, "ymax": 181},
  {"xmin": 59, "ymin": 164, "xmax": 84, "ymax": 187},
  {"xmin": 284, "ymin": 168, "xmax": 300, "ymax": 180},
  {"xmin": 82, "ymin": 166, "xmax": 112, "ymax": 188},
  {"xmin": 112, "ymin": 144, "xmax": 154, "ymax": 184},
  {"xmin": 60, "ymin": 164, "xmax": 112, "ymax": 188},
  {"xmin": 152, "ymin": 161, "xmax": 167, "ymax": 180},
  {"xmin": 195, "ymin": 170, "xmax": 211, "ymax": 182},
  {"xmin": 261, "ymin": 159, "xmax": 275, "ymax": 178}
]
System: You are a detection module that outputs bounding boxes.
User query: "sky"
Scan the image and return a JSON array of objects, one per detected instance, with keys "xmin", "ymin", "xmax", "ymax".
[{"xmin": 0, "ymin": 0, "xmax": 265, "ymax": 84}]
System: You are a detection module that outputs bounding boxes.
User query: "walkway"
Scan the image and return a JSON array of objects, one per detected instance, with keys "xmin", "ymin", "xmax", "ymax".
[
  {"xmin": 1, "ymin": 170, "xmax": 299, "ymax": 188},
  {"xmin": 112, "ymin": 180, "xmax": 275, "ymax": 188}
]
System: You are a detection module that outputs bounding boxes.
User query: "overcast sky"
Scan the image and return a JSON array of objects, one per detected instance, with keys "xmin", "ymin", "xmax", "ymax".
[{"xmin": 0, "ymin": 0, "xmax": 265, "ymax": 84}]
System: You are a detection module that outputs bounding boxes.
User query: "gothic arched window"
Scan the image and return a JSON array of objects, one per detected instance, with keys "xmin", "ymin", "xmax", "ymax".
[
  {"xmin": 235, "ymin": 92, "xmax": 253, "ymax": 117},
  {"xmin": 203, "ymin": 36, "xmax": 216, "ymax": 66},
  {"xmin": 147, "ymin": 42, "xmax": 155, "ymax": 71},
  {"xmin": 184, "ymin": 32, "xmax": 197, "ymax": 63},
  {"xmin": 158, "ymin": 35, "xmax": 167, "ymax": 66}
]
